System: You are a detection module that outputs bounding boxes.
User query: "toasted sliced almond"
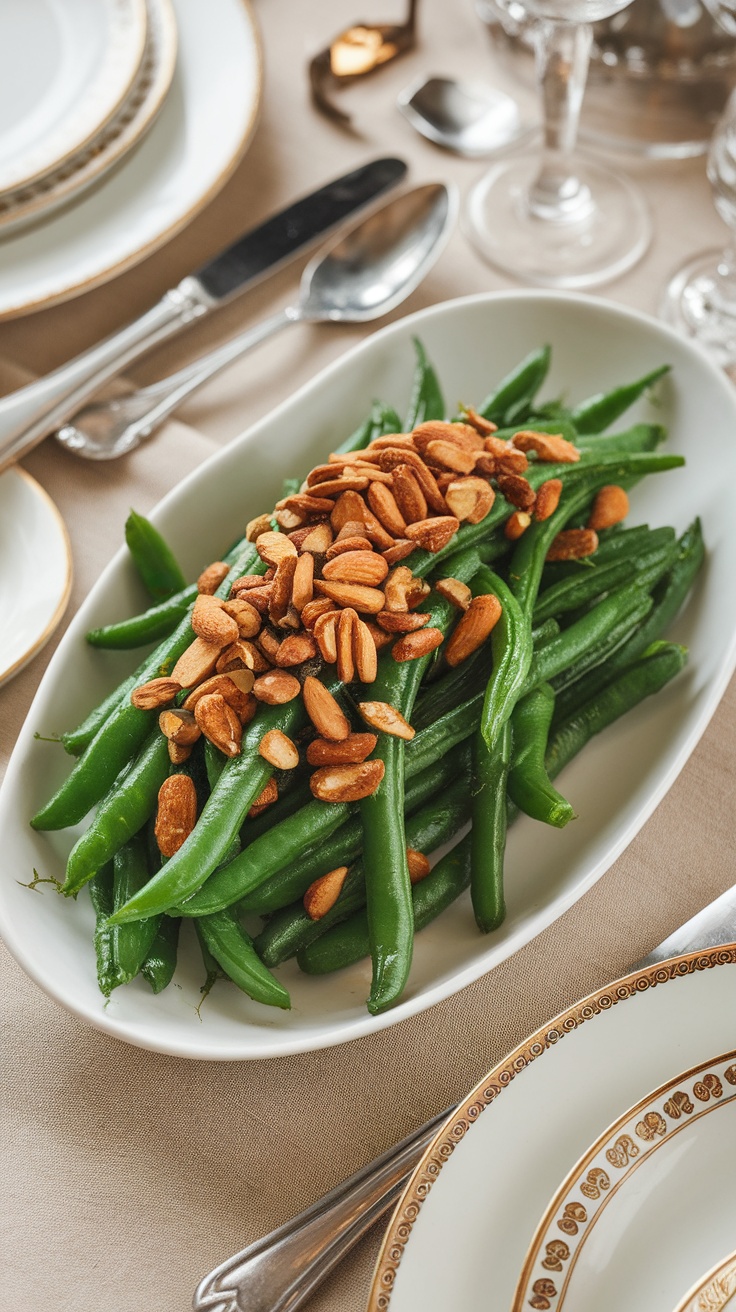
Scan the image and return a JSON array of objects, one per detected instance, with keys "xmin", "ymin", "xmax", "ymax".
[
  {"xmin": 167, "ymin": 741, "xmax": 192, "ymax": 765},
  {"xmin": 391, "ymin": 464, "xmax": 428, "ymax": 524},
  {"xmin": 182, "ymin": 671, "xmax": 254, "ymax": 717},
  {"xmin": 155, "ymin": 774, "xmax": 197, "ymax": 857},
  {"xmin": 278, "ymin": 492, "xmax": 335, "ymax": 517},
  {"xmin": 268, "ymin": 554, "xmax": 298, "ymax": 626},
  {"xmin": 435, "ymin": 577, "xmax": 472, "ymax": 611},
  {"xmin": 406, "ymin": 578, "xmax": 431, "ymax": 609},
  {"xmin": 194, "ymin": 692, "xmax": 243, "ymax": 757},
  {"xmin": 301, "ymin": 597, "xmax": 336, "ymax": 629},
  {"xmin": 425, "ymin": 439, "xmax": 477, "ymax": 475},
  {"xmin": 259, "ymin": 728, "xmax": 299, "ymax": 770},
  {"xmin": 336, "ymin": 608, "xmax": 356, "ymax": 684},
  {"xmin": 191, "ymin": 594, "xmax": 240, "ymax": 646},
  {"xmin": 257, "ymin": 627, "xmax": 281, "ymax": 663},
  {"xmin": 255, "ymin": 530, "xmax": 297, "ymax": 566},
  {"xmin": 534, "ymin": 479, "xmax": 563, "ymax": 522},
  {"xmin": 301, "ymin": 475, "xmax": 370, "ymax": 497},
  {"xmin": 230, "ymin": 582, "xmax": 272, "ymax": 613},
  {"xmin": 313, "ymin": 610, "xmax": 339, "ymax": 663},
  {"xmin": 172, "ymin": 637, "xmax": 224, "ymax": 688},
  {"xmin": 300, "ymin": 521, "xmax": 334, "ymax": 554},
  {"xmin": 366, "ymin": 481, "xmax": 408, "ymax": 537},
  {"xmin": 246, "ymin": 514, "xmax": 273, "ymax": 543},
  {"xmin": 407, "ymin": 848, "xmax": 431, "ymax": 884},
  {"xmin": 291, "ymin": 551, "xmax": 315, "ymax": 612},
  {"xmin": 249, "ymin": 777, "xmax": 278, "ymax": 817},
  {"xmin": 546, "ymin": 528, "xmax": 599, "ymax": 561},
  {"xmin": 322, "ymin": 550, "xmax": 389, "ymax": 587},
  {"xmin": 512, "ymin": 429, "xmax": 580, "ymax": 463},
  {"xmin": 444, "ymin": 477, "xmax": 495, "ymax": 525},
  {"xmin": 460, "ymin": 406, "xmax": 498, "ymax": 437},
  {"xmin": 383, "ymin": 564, "xmax": 414, "ymax": 613},
  {"xmin": 303, "ymin": 675, "xmax": 350, "ymax": 741},
  {"xmin": 252, "ymin": 671, "xmax": 301, "ymax": 704},
  {"xmin": 412, "ymin": 420, "xmax": 484, "ymax": 454},
  {"xmin": 130, "ymin": 676, "xmax": 181, "ymax": 710},
  {"xmin": 303, "ymin": 866, "xmax": 350, "ymax": 920},
  {"xmin": 587, "ymin": 485, "xmax": 629, "ymax": 531},
  {"xmin": 158, "ymin": 709, "xmax": 201, "ymax": 746},
  {"xmin": 196, "ymin": 561, "xmax": 230, "ymax": 595},
  {"xmin": 307, "ymin": 462, "xmax": 348, "ymax": 485},
  {"xmin": 357, "ymin": 700, "xmax": 415, "ymax": 739},
  {"xmin": 353, "ymin": 617, "xmax": 378, "ymax": 683},
  {"xmin": 314, "ymin": 580, "xmax": 386, "ymax": 614},
  {"xmin": 221, "ymin": 598, "xmax": 262, "ymax": 638},
  {"xmin": 505, "ymin": 510, "xmax": 531, "ymax": 540},
  {"xmin": 404, "ymin": 516, "xmax": 459, "ymax": 553},
  {"xmin": 216, "ymin": 639, "xmax": 270, "ymax": 674},
  {"xmin": 329, "ymin": 489, "xmax": 372, "ymax": 532},
  {"xmin": 273, "ymin": 506, "xmax": 303, "ymax": 531},
  {"xmin": 376, "ymin": 610, "xmax": 429, "ymax": 633},
  {"xmin": 445, "ymin": 594, "xmax": 502, "ymax": 667},
  {"xmin": 376, "ymin": 447, "xmax": 448, "ymax": 514},
  {"xmin": 309, "ymin": 759, "xmax": 385, "ymax": 802},
  {"xmin": 364, "ymin": 619, "xmax": 394, "ymax": 651},
  {"xmin": 391, "ymin": 627, "xmax": 444, "ymax": 662},
  {"xmin": 335, "ymin": 519, "xmax": 370, "ymax": 541},
  {"xmin": 496, "ymin": 473, "xmax": 536, "ymax": 513},
  {"xmin": 325, "ymin": 534, "xmax": 374, "ymax": 559},
  {"xmin": 230, "ymin": 573, "xmax": 267, "ymax": 594},
  {"xmin": 364, "ymin": 432, "xmax": 414, "ymax": 450},
  {"xmin": 306, "ymin": 733, "xmax": 378, "ymax": 766},
  {"xmin": 275, "ymin": 632, "xmax": 318, "ymax": 667}
]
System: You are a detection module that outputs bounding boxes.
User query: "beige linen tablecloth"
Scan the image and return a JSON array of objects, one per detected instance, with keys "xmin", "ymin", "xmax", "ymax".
[{"xmin": 2, "ymin": 4, "xmax": 734, "ymax": 1310}]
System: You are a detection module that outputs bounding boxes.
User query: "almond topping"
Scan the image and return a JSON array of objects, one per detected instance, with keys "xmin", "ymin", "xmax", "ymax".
[
  {"xmin": 158, "ymin": 709, "xmax": 201, "ymax": 746},
  {"xmin": 444, "ymin": 477, "xmax": 495, "ymax": 524},
  {"xmin": 445, "ymin": 594, "xmax": 502, "ymax": 667},
  {"xmin": 496, "ymin": 473, "xmax": 536, "ymax": 513},
  {"xmin": 274, "ymin": 632, "xmax": 318, "ymax": 667},
  {"xmin": 364, "ymin": 620, "xmax": 394, "ymax": 651},
  {"xmin": 246, "ymin": 514, "xmax": 274, "ymax": 543},
  {"xmin": 230, "ymin": 583, "xmax": 272, "ymax": 613},
  {"xmin": 273, "ymin": 506, "xmax": 303, "ymax": 531},
  {"xmin": 155, "ymin": 774, "xmax": 197, "ymax": 857},
  {"xmin": 404, "ymin": 516, "xmax": 459, "ymax": 553},
  {"xmin": 252, "ymin": 671, "xmax": 301, "ymax": 704},
  {"xmin": 587, "ymin": 485, "xmax": 629, "ymax": 531},
  {"xmin": 336, "ymin": 608, "xmax": 356, "ymax": 684},
  {"xmin": 391, "ymin": 464, "xmax": 428, "ymax": 524},
  {"xmin": 301, "ymin": 597, "xmax": 336, "ymax": 629},
  {"xmin": 197, "ymin": 561, "xmax": 230, "ymax": 595},
  {"xmin": 512, "ymin": 429, "xmax": 580, "ymax": 463},
  {"xmin": 299, "ymin": 475, "xmax": 370, "ymax": 497},
  {"xmin": 220, "ymin": 598, "xmax": 262, "ymax": 638},
  {"xmin": 309, "ymin": 759, "xmax": 385, "ymax": 802},
  {"xmin": 505, "ymin": 510, "xmax": 531, "ymax": 539},
  {"xmin": 216, "ymin": 639, "xmax": 270, "ymax": 674},
  {"xmin": 130, "ymin": 677, "xmax": 181, "ymax": 710},
  {"xmin": 291, "ymin": 551, "xmax": 315, "ymax": 612},
  {"xmin": 353, "ymin": 617, "xmax": 378, "ymax": 683},
  {"xmin": 391, "ymin": 627, "xmax": 444, "ymax": 662},
  {"xmin": 313, "ymin": 580, "xmax": 386, "ymax": 614},
  {"xmin": 425, "ymin": 439, "xmax": 477, "ymax": 475},
  {"xmin": 313, "ymin": 611, "xmax": 339, "ymax": 663},
  {"xmin": 407, "ymin": 848, "xmax": 431, "ymax": 884},
  {"xmin": 182, "ymin": 671, "xmax": 255, "ymax": 717},
  {"xmin": 382, "ymin": 539, "xmax": 415, "ymax": 565},
  {"xmin": 325, "ymin": 534, "xmax": 374, "ymax": 559},
  {"xmin": 167, "ymin": 741, "xmax": 192, "ymax": 765},
  {"xmin": 412, "ymin": 420, "xmax": 484, "ymax": 454},
  {"xmin": 300, "ymin": 522, "xmax": 334, "ymax": 554},
  {"xmin": 259, "ymin": 729, "xmax": 299, "ymax": 770},
  {"xmin": 376, "ymin": 610, "xmax": 430, "ymax": 633},
  {"xmin": 461, "ymin": 406, "xmax": 498, "ymax": 437},
  {"xmin": 194, "ymin": 692, "xmax": 243, "ymax": 756},
  {"xmin": 546, "ymin": 528, "xmax": 599, "ymax": 561},
  {"xmin": 171, "ymin": 637, "xmax": 224, "ymax": 688},
  {"xmin": 322, "ymin": 549, "xmax": 388, "ymax": 587},
  {"xmin": 249, "ymin": 777, "xmax": 278, "ymax": 817},
  {"xmin": 303, "ymin": 866, "xmax": 350, "ymax": 920},
  {"xmin": 306, "ymin": 733, "xmax": 378, "ymax": 766},
  {"xmin": 230, "ymin": 573, "xmax": 267, "ymax": 594},
  {"xmin": 434, "ymin": 578, "xmax": 472, "ymax": 611},
  {"xmin": 534, "ymin": 479, "xmax": 563, "ymax": 522},
  {"xmin": 255, "ymin": 530, "xmax": 297, "ymax": 566},
  {"xmin": 366, "ymin": 480, "xmax": 408, "ymax": 537},
  {"xmin": 384, "ymin": 565, "xmax": 414, "ymax": 613},
  {"xmin": 302, "ymin": 675, "xmax": 350, "ymax": 741},
  {"xmin": 257, "ymin": 627, "xmax": 281, "ymax": 662},
  {"xmin": 191, "ymin": 594, "xmax": 240, "ymax": 646},
  {"xmin": 357, "ymin": 700, "xmax": 415, "ymax": 740}
]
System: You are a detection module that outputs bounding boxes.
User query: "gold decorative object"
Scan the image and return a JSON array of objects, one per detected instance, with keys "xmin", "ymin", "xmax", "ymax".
[{"xmin": 309, "ymin": 0, "xmax": 418, "ymax": 126}]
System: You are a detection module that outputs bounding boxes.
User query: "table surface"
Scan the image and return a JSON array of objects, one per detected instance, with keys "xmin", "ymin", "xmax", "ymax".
[{"xmin": 2, "ymin": 3, "xmax": 735, "ymax": 1311}]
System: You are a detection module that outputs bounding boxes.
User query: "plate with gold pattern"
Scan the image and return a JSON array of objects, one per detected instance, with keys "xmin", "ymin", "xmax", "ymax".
[
  {"xmin": 673, "ymin": 1250, "xmax": 736, "ymax": 1312},
  {"xmin": 0, "ymin": 468, "xmax": 72, "ymax": 688},
  {"xmin": 368, "ymin": 948, "xmax": 736, "ymax": 1312},
  {"xmin": 514, "ymin": 1050, "xmax": 736, "ymax": 1312}
]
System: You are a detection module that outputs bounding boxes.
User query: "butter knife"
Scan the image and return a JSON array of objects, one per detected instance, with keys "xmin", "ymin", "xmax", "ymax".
[
  {"xmin": 0, "ymin": 156, "xmax": 406, "ymax": 473},
  {"xmin": 192, "ymin": 887, "xmax": 736, "ymax": 1312}
]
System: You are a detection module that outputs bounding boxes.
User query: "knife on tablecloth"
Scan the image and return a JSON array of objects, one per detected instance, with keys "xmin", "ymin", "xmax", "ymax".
[{"xmin": 0, "ymin": 156, "xmax": 407, "ymax": 472}]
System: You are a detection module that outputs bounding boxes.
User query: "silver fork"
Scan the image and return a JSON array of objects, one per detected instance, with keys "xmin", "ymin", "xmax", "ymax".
[{"xmin": 191, "ymin": 885, "xmax": 736, "ymax": 1312}]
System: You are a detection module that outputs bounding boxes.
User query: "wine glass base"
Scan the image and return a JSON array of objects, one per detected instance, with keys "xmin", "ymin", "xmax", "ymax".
[
  {"xmin": 465, "ymin": 153, "xmax": 651, "ymax": 289},
  {"xmin": 660, "ymin": 249, "xmax": 736, "ymax": 380}
]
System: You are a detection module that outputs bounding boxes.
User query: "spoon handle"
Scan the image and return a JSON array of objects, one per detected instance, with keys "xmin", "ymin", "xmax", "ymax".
[{"xmin": 56, "ymin": 307, "xmax": 300, "ymax": 460}]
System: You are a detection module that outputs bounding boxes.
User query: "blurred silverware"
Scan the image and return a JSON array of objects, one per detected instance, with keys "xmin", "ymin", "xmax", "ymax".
[
  {"xmin": 397, "ymin": 74, "xmax": 534, "ymax": 156},
  {"xmin": 310, "ymin": 0, "xmax": 419, "ymax": 126}
]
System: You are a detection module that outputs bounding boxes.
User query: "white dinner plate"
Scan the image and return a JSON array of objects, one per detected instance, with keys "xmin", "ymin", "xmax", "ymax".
[
  {"xmin": 368, "ymin": 947, "xmax": 736, "ymax": 1312},
  {"xmin": 0, "ymin": 0, "xmax": 148, "ymax": 196},
  {"xmin": 0, "ymin": 0, "xmax": 261, "ymax": 318},
  {"xmin": 0, "ymin": 468, "xmax": 72, "ymax": 688},
  {"xmin": 1, "ymin": 291, "xmax": 736, "ymax": 1060},
  {"xmin": 515, "ymin": 1049, "xmax": 736, "ymax": 1312}
]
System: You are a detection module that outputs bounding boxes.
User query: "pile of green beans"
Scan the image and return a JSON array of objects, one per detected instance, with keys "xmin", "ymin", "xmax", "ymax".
[{"xmin": 29, "ymin": 341, "xmax": 699, "ymax": 1017}]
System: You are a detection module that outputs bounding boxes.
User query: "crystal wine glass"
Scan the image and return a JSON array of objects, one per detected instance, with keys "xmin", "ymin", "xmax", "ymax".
[{"xmin": 466, "ymin": 0, "xmax": 651, "ymax": 287}]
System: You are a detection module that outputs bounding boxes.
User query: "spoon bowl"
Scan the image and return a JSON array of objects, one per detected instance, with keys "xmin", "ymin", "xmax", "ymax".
[{"xmin": 397, "ymin": 75, "xmax": 533, "ymax": 157}]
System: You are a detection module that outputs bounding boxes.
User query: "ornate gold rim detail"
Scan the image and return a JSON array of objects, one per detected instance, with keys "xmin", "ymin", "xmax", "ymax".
[
  {"xmin": 367, "ymin": 946, "xmax": 736, "ymax": 1312},
  {"xmin": 675, "ymin": 1250, "xmax": 736, "ymax": 1312}
]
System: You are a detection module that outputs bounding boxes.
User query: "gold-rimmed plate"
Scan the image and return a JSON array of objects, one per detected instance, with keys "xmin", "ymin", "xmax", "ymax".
[
  {"xmin": 674, "ymin": 1250, "xmax": 736, "ymax": 1312},
  {"xmin": 368, "ymin": 947, "xmax": 736, "ymax": 1312},
  {"xmin": 0, "ymin": 468, "xmax": 72, "ymax": 688}
]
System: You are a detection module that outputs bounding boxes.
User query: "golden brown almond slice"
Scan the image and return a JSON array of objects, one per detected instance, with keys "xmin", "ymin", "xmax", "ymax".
[
  {"xmin": 246, "ymin": 513, "xmax": 274, "ymax": 543},
  {"xmin": 269, "ymin": 554, "xmax": 298, "ymax": 626},
  {"xmin": 255, "ymin": 530, "xmax": 298, "ymax": 566},
  {"xmin": 351, "ymin": 463, "xmax": 395, "ymax": 484},
  {"xmin": 322, "ymin": 550, "xmax": 389, "ymax": 587},
  {"xmin": 357, "ymin": 700, "xmax": 415, "ymax": 740},
  {"xmin": 275, "ymin": 632, "xmax": 318, "ymax": 667},
  {"xmin": 158, "ymin": 709, "xmax": 201, "ymax": 746},
  {"xmin": 364, "ymin": 619, "xmax": 394, "ymax": 651},
  {"xmin": 191, "ymin": 594, "xmax": 240, "ymax": 646},
  {"xmin": 300, "ymin": 475, "xmax": 370, "ymax": 497},
  {"xmin": 302, "ymin": 675, "xmax": 350, "ymax": 741},
  {"xmin": 171, "ymin": 637, "xmax": 224, "ymax": 688},
  {"xmin": 313, "ymin": 580, "xmax": 386, "ymax": 614},
  {"xmin": 391, "ymin": 464, "xmax": 428, "ymax": 524},
  {"xmin": 325, "ymin": 534, "xmax": 374, "ymax": 559},
  {"xmin": 366, "ymin": 481, "xmax": 408, "ymax": 537},
  {"xmin": 425, "ymin": 440, "xmax": 477, "ymax": 475},
  {"xmin": 301, "ymin": 522, "xmax": 335, "ymax": 554},
  {"xmin": 445, "ymin": 594, "xmax": 503, "ymax": 667},
  {"xmin": 364, "ymin": 432, "xmax": 414, "ymax": 450},
  {"xmin": 382, "ymin": 539, "xmax": 415, "ymax": 565},
  {"xmin": 301, "ymin": 597, "xmax": 336, "ymax": 629},
  {"xmin": 407, "ymin": 848, "xmax": 431, "ymax": 884},
  {"xmin": 391, "ymin": 627, "xmax": 444, "ymax": 662},
  {"xmin": 306, "ymin": 733, "xmax": 378, "ymax": 766},
  {"xmin": 167, "ymin": 741, "xmax": 192, "ymax": 765},
  {"xmin": 587, "ymin": 485, "xmax": 629, "ymax": 531},
  {"xmin": 329, "ymin": 489, "xmax": 372, "ymax": 531},
  {"xmin": 278, "ymin": 492, "xmax": 336, "ymax": 517},
  {"xmin": 353, "ymin": 617, "xmax": 378, "ymax": 683},
  {"xmin": 291, "ymin": 551, "xmax": 314, "ymax": 612},
  {"xmin": 249, "ymin": 777, "xmax": 278, "ymax": 817},
  {"xmin": 434, "ymin": 578, "xmax": 472, "ymax": 611},
  {"xmin": 182, "ymin": 671, "xmax": 254, "ymax": 717},
  {"xmin": 412, "ymin": 420, "xmax": 484, "ymax": 454},
  {"xmin": 194, "ymin": 692, "xmax": 243, "ymax": 756},
  {"xmin": 404, "ymin": 516, "xmax": 460, "ymax": 553},
  {"xmin": 313, "ymin": 610, "xmax": 339, "ymax": 663},
  {"xmin": 406, "ymin": 578, "xmax": 431, "ymax": 609},
  {"xmin": 377, "ymin": 447, "xmax": 448, "ymax": 514},
  {"xmin": 197, "ymin": 561, "xmax": 230, "ymax": 595},
  {"xmin": 303, "ymin": 866, "xmax": 350, "ymax": 920},
  {"xmin": 155, "ymin": 774, "xmax": 198, "ymax": 857},
  {"xmin": 230, "ymin": 583, "xmax": 272, "ymax": 613},
  {"xmin": 546, "ymin": 528, "xmax": 599, "ymax": 561},
  {"xmin": 383, "ymin": 564, "xmax": 414, "ymax": 613},
  {"xmin": 130, "ymin": 676, "xmax": 181, "ymax": 710},
  {"xmin": 534, "ymin": 479, "xmax": 563, "ymax": 522},
  {"xmin": 258, "ymin": 728, "xmax": 300, "ymax": 770},
  {"xmin": 376, "ymin": 610, "xmax": 430, "ymax": 633},
  {"xmin": 505, "ymin": 510, "xmax": 532, "ymax": 540},
  {"xmin": 221, "ymin": 598, "xmax": 262, "ymax": 638},
  {"xmin": 461, "ymin": 406, "xmax": 498, "ymax": 437},
  {"xmin": 252, "ymin": 671, "xmax": 301, "ymax": 704},
  {"xmin": 309, "ymin": 759, "xmax": 385, "ymax": 802},
  {"xmin": 257, "ymin": 627, "xmax": 281, "ymax": 663},
  {"xmin": 216, "ymin": 639, "xmax": 270, "ymax": 674},
  {"xmin": 336, "ymin": 608, "xmax": 356, "ymax": 684},
  {"xmin": 230, "ymin": 573, "xmax": 267, "ymax": 593},
  {"xmin": 444, "ymin": 477, "xmax": 495, "ymax": 524},
  {"xmin": 512, "ymin": 429, "xmax": 580, "ymax": 463},
  {"xmin": 496, "ymin": 473, "xmax": 536, "ymax": 513},
  {"xmin": 307, "ymin": 462, "xmax": 348, "ymax": 485}
]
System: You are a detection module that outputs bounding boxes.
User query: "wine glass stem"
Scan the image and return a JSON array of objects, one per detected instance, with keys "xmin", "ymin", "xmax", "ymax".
[
  {"xmin": 528, "ymin": 20, "xmax": 594, "ymax": 223},
  {"xmin": 713, "ymin": 244, "xmax": 736, "ymax": 311}
]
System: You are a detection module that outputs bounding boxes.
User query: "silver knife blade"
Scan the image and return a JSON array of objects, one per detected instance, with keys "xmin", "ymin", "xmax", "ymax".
[{"xmin": 639, "ymin": 882, "xmax": 736, "ymax": 966}]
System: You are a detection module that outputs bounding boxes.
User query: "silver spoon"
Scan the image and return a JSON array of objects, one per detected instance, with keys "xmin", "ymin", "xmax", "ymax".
[
  {"xmin": 56, "ymin": 182, "xmax": 457, "ymax": 460},
  {"xmin": 397, "ymin": 74, "xmax": 535, "ymax": 157}
]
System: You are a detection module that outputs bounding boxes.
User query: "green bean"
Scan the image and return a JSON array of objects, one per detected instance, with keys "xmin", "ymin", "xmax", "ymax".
[
  {"xmin": 404, "ymin": 337, "xmax": 445, "ymax": 429},
  {"xmin": 124, "ymin": 510, "xmax": 187, "ymax": 602},
  {"xmin": 196, "ymin": 909, "xmax": 290, "ymax": 1009},
  {"xmin": 533, "ymin": 533, "xmax": 676, "ymax": 623},
  {"xmin": 540, "ymin": 524, "xmax": 662, "ymax": 586},
  {"xmin": 86, "ymin": 587, "xmax": 195, "ymax": 650},
  {"xmin": 474, "ymin": 566, "xmax": 532, "ymax": 755},
  {"xmin": 575, "ymin": 422, "xmax": 666, "ymax": 457},
  {"xmin": 62, "ymin": 669, "xmax": 141, "ymax": 756},
  {"xmin": 470, "ymin": 719, "xmax": 511, "ymax": 932},
  {"xmin": 111, "ymin": 833, "xmax": 161, "ymax": 982},
  {"xmin": 508, "ymin": 684, "xmax": 574, "ymax": 828},
  {"xmin": 571, "ymin": 365, "xmax": 670, "ymax": 434},
  {"xmin": 88, "ymin": 863, "xmax": 119, "ymax": 996},
  {"xmin": 63, "ymin": 732, "xmax": 170, "ymax": 895},
  {"xmin": 477, "ymin": 346, "xmax": 551, "ymax": 425},
  {"xmin": 141, "ymin": 916, "xmax": 180, "ymax": 993},
  {"xmin": 526, "ymin": 582, "xmax": 653, "ymax": 692}
]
